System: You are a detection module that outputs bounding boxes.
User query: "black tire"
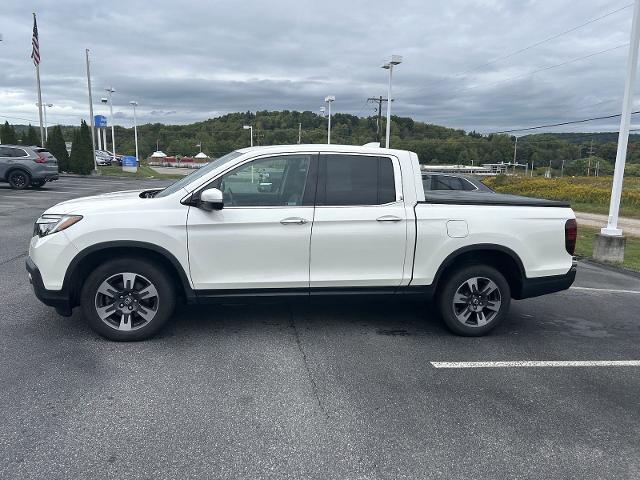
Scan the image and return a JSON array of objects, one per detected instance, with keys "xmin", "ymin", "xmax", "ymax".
[
  {"xmin": 80, "ymin": 258, "xmax": 176, "ymax": 341},
  {"xmin": 30, "ymin": 180, "xmax": 45, "ymax": 188},
  {"xmin": 8, "ymin": 170, "xmax": 30, "ymax": 190},
  {"xmin": 437, "ymin": 264, "xmax": 511, "ymax": 336}
]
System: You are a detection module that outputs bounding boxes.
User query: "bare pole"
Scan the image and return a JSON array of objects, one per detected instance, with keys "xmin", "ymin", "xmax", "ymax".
[
  {"xmin": 602, "ymin": 0, "xmax": 640, "ymax": 241},
  {"xmin": 85, "ymin": 49, "xmax": 97, "ymax": 172}
]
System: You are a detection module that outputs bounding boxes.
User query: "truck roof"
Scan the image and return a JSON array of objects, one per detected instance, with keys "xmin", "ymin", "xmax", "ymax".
[{"xmin": 236, "ymin": 144, "xmax": 413, "ymax": 156}]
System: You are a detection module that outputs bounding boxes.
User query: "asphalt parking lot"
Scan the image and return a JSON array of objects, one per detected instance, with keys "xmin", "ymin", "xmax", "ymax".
[{"xmin": 1, "ymin": 176, "xmax": 639, "ymax": 480}]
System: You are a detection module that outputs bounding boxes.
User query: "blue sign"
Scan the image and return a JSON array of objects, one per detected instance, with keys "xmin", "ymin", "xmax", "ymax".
[
  {"xmin": 121, "ymin": 156, "xmax": 137, "ymax": 167},
  {"xmin": 94, "ymin": 115, "xmax": 107, "ymax": 128}
]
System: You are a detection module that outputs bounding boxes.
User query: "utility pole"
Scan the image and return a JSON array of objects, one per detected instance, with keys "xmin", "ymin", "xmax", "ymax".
[
  {"xmin": 587, "ymin": 139, "xmax": 594, "ymax": 176},
  {"xmin": 298, "ymin": 122, "xmax": 302, "ymax": 144},
  {"xmin": 513, "ymin": 136, "xmax": 518, "ymax": 164},
  {"xmin": 367, "ymin": 96, "xmax": 390, "ymax": 144}
]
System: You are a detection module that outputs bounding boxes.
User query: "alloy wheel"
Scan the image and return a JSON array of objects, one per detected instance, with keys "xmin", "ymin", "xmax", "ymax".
[
  {"xmin": 452, "ymin": 276, "xmax": 502, "ymax": 327},
  {"xmin": 94, "ymin": 272, "xmax": 160, "ymax": 331}
]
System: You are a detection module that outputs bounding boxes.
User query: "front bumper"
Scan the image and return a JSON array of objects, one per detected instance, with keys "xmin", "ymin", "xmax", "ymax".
[
  {"xmin": 26, "ymin": 257, "xmax": 72, "ymax": 316},
  {"xmin": 515, "ymin": 260, "xmax": 577, "ymax": 300}
]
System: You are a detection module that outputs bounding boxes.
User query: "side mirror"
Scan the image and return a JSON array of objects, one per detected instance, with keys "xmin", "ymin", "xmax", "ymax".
[{"xmin": 199, "ymin": 188, "xmax": 224, "ymax": 211}]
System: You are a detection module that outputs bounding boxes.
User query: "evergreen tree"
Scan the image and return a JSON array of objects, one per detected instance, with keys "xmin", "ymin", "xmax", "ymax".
[
  {"xmin": 46, "ymin": 125, "xmax": 70, "ymax": 172},
  {"xmin": 20, "ymin": 131, "xmax": 28, "ymax": 145},
  {"xmin": 26, "ymin": 124, "xmax": 41, "ymax": 146},
  {"xmin": 1, "ymin": 121, "xmax": 18, "ymax": 144},
  {"xmin": 68, "ymin": 121, "xmax": 94, "ymax": 174}
]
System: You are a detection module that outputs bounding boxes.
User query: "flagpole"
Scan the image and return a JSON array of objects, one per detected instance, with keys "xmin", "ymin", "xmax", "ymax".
[
  {"xmin": 85, "ymin": 48, "xmax": 98, "ymax": 173},
  {"xmin": 33, "ymin": 13, "xmax": 44, "ymax": 146}
]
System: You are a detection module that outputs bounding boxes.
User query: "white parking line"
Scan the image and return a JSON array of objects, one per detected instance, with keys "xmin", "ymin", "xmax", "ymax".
[
  {"xmin": 570, "ymin": 286, "xmax": 640, "ymax": 294},
  {"xmin": 431, "ymin": 360, "xmax": 640, "ymax": 368}
]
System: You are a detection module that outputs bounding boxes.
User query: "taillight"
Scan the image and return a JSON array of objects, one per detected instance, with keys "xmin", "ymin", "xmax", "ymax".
[
  {"xmin": 565, "ymin": 219, "xmax": 577, "ymax": 256},
  {"xmin": 34, "ymin": 152, "xmax": 46, "ymax": 163}
]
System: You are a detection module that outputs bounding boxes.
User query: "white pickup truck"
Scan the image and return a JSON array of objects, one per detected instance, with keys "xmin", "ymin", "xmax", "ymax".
[{"xmin": 27, "ymin": 144, "xmax": 577, "ymax": 341}]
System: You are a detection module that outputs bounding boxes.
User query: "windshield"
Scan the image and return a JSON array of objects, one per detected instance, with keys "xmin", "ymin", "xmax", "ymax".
[{"xmin": 155, "ymin": 151, "xmax": 243, "ymax": 198}]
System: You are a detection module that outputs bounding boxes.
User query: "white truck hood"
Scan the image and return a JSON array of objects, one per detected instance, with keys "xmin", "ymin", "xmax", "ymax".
[{"xmin": 44, "ymin": 190, "xmax": 150, "ymax": 215}]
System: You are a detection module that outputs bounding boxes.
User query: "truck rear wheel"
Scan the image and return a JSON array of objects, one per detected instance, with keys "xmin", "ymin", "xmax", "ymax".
[
  {"xmin": 437, "ymin": 264, "xmax": 510, "ymax": 336},
  {"xmin": 80, "ymin": 258, "xmax": 176, "ymax": 341}
]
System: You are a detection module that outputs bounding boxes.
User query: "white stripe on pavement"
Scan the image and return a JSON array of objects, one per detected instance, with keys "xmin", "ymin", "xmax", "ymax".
[
  {"xmin": 570, "ymin": 286, "xmax": 640, "ymax": 294},
  {"xmin": 431, "ymin": 360, "xmax": 640, "ymax": 368}
]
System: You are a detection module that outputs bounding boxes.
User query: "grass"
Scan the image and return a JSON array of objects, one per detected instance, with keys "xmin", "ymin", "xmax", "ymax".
[
  {"xmin": 97, "ymin": 164, "xmax": 184, "ymax": 179},
  {"xmin": 482, "ymin": 175, "xmax": 640, "ymax": 219},
  {"xmin": 575, "ymin": 225, "xmax": 640, "ymax": 272}
]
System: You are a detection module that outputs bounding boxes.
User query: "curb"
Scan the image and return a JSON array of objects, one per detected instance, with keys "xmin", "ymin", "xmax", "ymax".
[{"xmin": 577, "ymin": 257, "xmax": 640, "ymax": 278}]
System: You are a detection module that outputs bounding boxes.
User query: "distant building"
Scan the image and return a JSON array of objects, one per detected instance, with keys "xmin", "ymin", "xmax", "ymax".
[{"xmin": 421, "ymin": 162, "xmax": 526, "ymax": 176}]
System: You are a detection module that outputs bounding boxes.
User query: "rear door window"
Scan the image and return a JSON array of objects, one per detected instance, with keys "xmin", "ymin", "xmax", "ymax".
[{"xmin": 318, "ymin": 155, "xmax": 396, "ymax": 206}]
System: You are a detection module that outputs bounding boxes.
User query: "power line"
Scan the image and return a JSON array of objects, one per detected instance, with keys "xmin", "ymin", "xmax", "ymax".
[
  {"xmin": 457, "ymin": 3, "xmax": 632, "ymax": 77},
  {"xmin": 451, "ymin": 43, "xmax": 628, "ymax": 94},
  {"xmin": 408, "ymin": 3, "xmax": 632, "ymax": 96},
  {"xmin": 0, "ymin": 114, "xmax": 39, "ymax": 123},
  {"xmin": 491, "ymin": 110, "xmax": 640, "ymax": 134}
]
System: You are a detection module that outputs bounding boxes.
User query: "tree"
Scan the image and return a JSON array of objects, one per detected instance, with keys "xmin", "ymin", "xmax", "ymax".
[
  {"xmin": 46, "ymin": 125, "xmax": 70, "ymax": 172},
  {"xmin": 25, "ymin": 124, "xmax": 41, "ymax": 146},
  {"xmin": 1, "ymin": 121, "xmax": 18, "ymax": 144},
  {"xmin": 68, "ymin": 121, "xmax": 94, "ymax": 175}
]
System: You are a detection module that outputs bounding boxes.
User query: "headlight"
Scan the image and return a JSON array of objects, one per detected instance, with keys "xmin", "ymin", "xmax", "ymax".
[{"xmin": 33, "ymin": 214, "xmax": 83, "ymax": 238}]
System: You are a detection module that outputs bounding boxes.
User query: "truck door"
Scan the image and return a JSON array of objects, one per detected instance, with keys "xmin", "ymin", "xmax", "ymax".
[
  {"xmin": 309, "ymin": 153, "xmax": 407, "ymax": 289},
  {"xmin": 187, "ymin": 153, "xmax": 318, "ymax": 291}
]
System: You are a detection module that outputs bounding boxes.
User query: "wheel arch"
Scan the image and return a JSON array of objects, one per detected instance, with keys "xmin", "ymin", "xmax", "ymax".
[
  {"xmin": 6, "ymin": 166, "xmax": 32, "ymax": 182},
  {"xmin": 64, "ymin": 241, "xmax": 195, "ymax": 308},
  {"xmin": 432, "ymin": 244, "xmax": 527, "ymax": 299}
]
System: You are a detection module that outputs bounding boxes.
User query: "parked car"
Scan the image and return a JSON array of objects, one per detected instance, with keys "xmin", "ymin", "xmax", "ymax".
[
  {"xmin": 422, "ymin": 172, "xmax": 493, "ymax": 192},
  {"xmin": 0, "ymin": 144, "xmax": 59, "ymax": 189},
  {"xmin": 102, "ymin": 151, "xmax": 123, "ymax": 165},
  {"xmin": 95, "ymin": 150, "xmax": 112, "ymax": 166},
  {"xmin": 26, "ymin": 144, "xmax": 576, "ymax": 341}
]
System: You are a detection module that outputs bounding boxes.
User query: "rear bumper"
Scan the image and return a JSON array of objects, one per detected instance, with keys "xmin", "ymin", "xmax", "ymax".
[
  {"xmin": 32, "ymin": 173, "xmax": 59, "ymax": 181},
  {"xmin": 515, "ymin": 261, "xmax": 577, "ymax": 300},
  {"xmin": 26, "ymin": 256, "xmax": 72, "ymax": 315}
]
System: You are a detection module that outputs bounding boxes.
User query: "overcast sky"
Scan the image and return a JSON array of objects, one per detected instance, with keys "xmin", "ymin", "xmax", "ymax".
[{"xmin": 0, "ymin": 0, "xmax": 637, "ymax": 134}]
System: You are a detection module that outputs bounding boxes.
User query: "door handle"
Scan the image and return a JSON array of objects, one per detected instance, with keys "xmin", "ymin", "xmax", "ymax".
[
  {"xmin": 376, "ymin": 215, "xmax": 402, "ymax": 222},
  {"xmin": 280, "ymin": 217, "xmax": 308, "ymax": 225}
]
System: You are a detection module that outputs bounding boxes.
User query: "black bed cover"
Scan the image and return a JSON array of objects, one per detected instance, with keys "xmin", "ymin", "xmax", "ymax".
[{"xmin": 421, "ymin": 191, "xmax": 570, "ymax": 208}]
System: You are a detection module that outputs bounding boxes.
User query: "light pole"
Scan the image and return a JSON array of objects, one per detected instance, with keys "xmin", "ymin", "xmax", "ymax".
[
  {"xmin": 36, "ymin": 102, "xmax": 53, "ymax": 142},
  {"xmin": 130, "ymin": 101, "xmax": 139, "ymax": 161},
  {"xmin": 243, "ymin": 125, "xmax": 253, "ymax": 147},
  {"xmin": 105, "ymin": 87, "xmax": 116, "ymax": 163},
  {"xmin": 324, "ymin": 96, "xmax": 335, "ymax": 144},
  {"xmin": 381, "ymin": 55, "xmax": 402, "ymax": 148}
]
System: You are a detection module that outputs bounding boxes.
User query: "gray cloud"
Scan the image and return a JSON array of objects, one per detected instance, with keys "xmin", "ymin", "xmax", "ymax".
[{"xmin": 0, "ymin": 0, "xmax": 636, "ymax": 134}]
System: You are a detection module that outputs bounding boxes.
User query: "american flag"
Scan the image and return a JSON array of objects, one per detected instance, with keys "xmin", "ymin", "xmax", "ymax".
[{"xmin": 31, "ymin": 14, "xmax": 40, "ymax": 66}]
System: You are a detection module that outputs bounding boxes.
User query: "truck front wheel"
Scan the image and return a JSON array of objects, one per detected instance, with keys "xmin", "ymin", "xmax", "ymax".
[
  {"xmin": 437, "ymin": 264, "xmax": 511, "ymax": 336},
  {"xmin": 80, "ymin": 258, "xmax": 176, "ymax": 341}
]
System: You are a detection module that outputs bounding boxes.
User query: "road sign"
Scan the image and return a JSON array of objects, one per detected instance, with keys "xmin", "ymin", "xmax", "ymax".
[
  {"xmin": 121, "ymin": 155, "xmax": 137, "ymax": 173},
  {"xmin": 94, "ymin": 115, "xmax": 107, "ymax": 128}
]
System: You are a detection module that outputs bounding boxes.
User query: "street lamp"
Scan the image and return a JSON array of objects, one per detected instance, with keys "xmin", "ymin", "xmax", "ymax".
[
  {"xmin": 105, "ymin": 87, "xmax": 116, "ymax": 163},
  {"xmin": 324, "ymin": 96, "xmax": 335, "ymax": 144},
  {"xmin": 35, "ymin": 102, "xmax": 53, "ymax": 143},
  {"xmin": 243, "ymin": 125, "xmax": 253, "ymax": 147},
  {"xmin": 381, "ymin": 55, "xmax": 402, "ymax": 148},
  {"xmin": 129, "ymin": 101, "xmax": 139, "ymax": 162}
]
